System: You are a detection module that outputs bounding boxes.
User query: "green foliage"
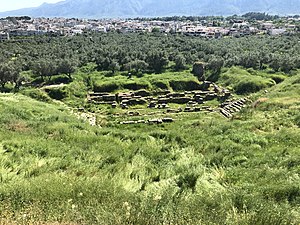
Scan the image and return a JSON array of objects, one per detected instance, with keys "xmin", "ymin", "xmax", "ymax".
[
  {"xmin": 123, "ymin": 80, "xmax": 151, "ymax": 90},
  {"xmin": 32, "ymin": 60, "xmax": 57, "ymax": 81},
  {"xmin": 219, "ymin": 67, "xmax": 277, "ymax": 94},
  {"xmin": 151, "ymin": 27, "xmax": 161, "ymax": 33},
  {"xmin": 152, "ymin": 80, "xmax": 169, "ymax": 89},
  {"xmin": 0, "ymin": 34, "xmax": 299, "ymax": 90},
  {"xmin": 90, "ymin": 70, "xmax": 199, "ymax": 92},
  {"xmin": 46, "ymin": 87, "xmax": 68, "ymax": 100},
  {"xmin": 0, "ymin": 32, "xmax": 300, "ymax": 224},
  {"xmin": 169, "ymin": 79, "xmax": 201, "ymax": 91},
  {"xmin": 294, "ymin": 114, "xmax": 300, "ymax": 127},
  {"xmin": 20, "ymin": 88, "xmax": 52, "ymax": 103},
  {"xmin": 239, "ymin": 52, "xmax": 260, "ymax": 69},
  {"xmin": 0, "ymin": 61, "xmax": 21, "ymax": 88},
  {"xmin": 93, "ymin": 77, "xmax": 151, "ymax": 92},
  {"xmin": 206, "ymin": 57, "xmax": 224, "ymax": 81},
  {"xmin": 124, "ymin": 59, "xmax": 148, "ymax": 74},
  {"xmin": 174, "ymin": 54, "xmax": 187, "ymax": 71},
  {"xmin": 270, "ymin": 54, "xmax": 298, "ymax": 74},
  {"xmin": 242, "ymin": 12, "xmax": 280, "ymax": 20},
  {"xmin": 267, "ymin": 74, "xmax": 286, "ymax": 84},
  {"xmin": 65, "ymin": 81, "xmax": 87, "ymax": 99},
  {"xmin": 235, "ymin": 78, "xmax": 275, "ymax": 94},
  {"xmin": 93, "ymin": 81, "xmax": 119, "ymax": 92},
  {"xmin": 108, "ymin": 60, "xmax": 120, "ymax": 74},
  {"xmin": 146, "ymin": 50, "xmax": 169, "ymax": 73},
  {"xmin": 56, "ymin": 59, "xmax": 77, "ymax": 78},
  {"xmin": 0, "ymin": 75, "xmax": 300, "ymax": 223}
]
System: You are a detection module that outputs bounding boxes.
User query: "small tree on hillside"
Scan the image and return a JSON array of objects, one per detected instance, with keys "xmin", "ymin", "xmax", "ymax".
[
  {"xmin": 0, "ymin": 63, "xmax": 13, "ymax": 88},
  {"xmin": 0, "ymin": 62, "xmax": 21, "ymax": 88},
  {"xmin": 146, "ymin": 51, "xmax": 169, "ymax": 73},
  {"xmin": 33, "ymin": 60, "xmax": 57, "ymax": 81},
  {"xmin": 57, "ymin": 59, "xmax": 77, "ymax": 79},
  {"xmin": 206, "ymin": 57, "xmax": 224, "ymax": 82},
  {"xmin": 174, "ymin": 54, "xmax": 187, "ymax": 71},
  {"xmin": 269, "ymin": 54, "xmax": 281, "ymax": 72},
  {"xmin": 108, "ymin": 60, "xmax": 120, "ymax": 74},
  {"xmin": 280, "ymin": 57, "xmax": 295, "ymax": 74},
  {"xmin": 239, "ymin": 52, "xmax": 259, "ymax": 69},
  {"xmin": 124, "ymin": 59, "xmax": 148, "ymax": 74}
]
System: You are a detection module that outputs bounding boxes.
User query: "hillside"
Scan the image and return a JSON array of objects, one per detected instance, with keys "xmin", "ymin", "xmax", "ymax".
[
  {"xmin": 0, "ymin": 27, "xmax": 299, "ymax": 224},
  {"xmin": 0, "ymin": 69, "xmax": 299, "ymax": 223},
  {"xmin": 0, "ymin": 0, "xmax": 300, "ymax": 18}
]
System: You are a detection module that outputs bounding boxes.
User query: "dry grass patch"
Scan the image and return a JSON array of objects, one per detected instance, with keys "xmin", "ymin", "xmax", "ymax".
[{"xmin": 6, "ymin": 120, "xmax": 30, "ymax": 132}]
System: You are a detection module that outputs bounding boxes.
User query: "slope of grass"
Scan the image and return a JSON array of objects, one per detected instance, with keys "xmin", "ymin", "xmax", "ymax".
[
  {"xmin": 0, "ymin": 72, "xmax": 299, "ymax": 224},
  {"xmin": 219, "ymin": 67, "xmax": 279, "ymax": 94},
  {"xmin": 88, "ymin": 69, "xmax": 200, "ymax": 93}
]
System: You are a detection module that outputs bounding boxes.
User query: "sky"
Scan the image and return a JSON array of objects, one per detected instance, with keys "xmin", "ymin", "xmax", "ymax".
[{"xmin": 0, "ymin": 0, "xmax": 62, "ymax": 12}]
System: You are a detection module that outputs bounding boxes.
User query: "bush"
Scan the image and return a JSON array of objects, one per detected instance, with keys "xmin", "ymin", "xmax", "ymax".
[
  {"xmin": 269, "ymin": 74, "xmax": 286, "ymax": 84},
  {"xmin": 65, "ymin": 81, "xmax": 87, "ymax": 98},
  {"xmin": 263, "ymin": 184, "xmax": 300, "ymax": 203},
  {"xmin": 152, "ymin": 81, "xmax": 169, "ymax": 90},
  {"xmin": 21, "ymin": 88, "xmax": 52, "ymax": 102},
  {"xmin": 93, "ymin": 82, "xmax": 120, "ymax": 92},
  {"xmin": 46, "ymin": 75, "xmax": 72, "ymax": 85},
  {"xmin": 93, "ymin": 79, "xmax": 151, "ymax": 92},
  {"xmin": 123, "ymin": 81, "xmax": 151, "ymax": 90},
  {"xmin": 234, "ymin": 79, "xmax": 275, "ymax": 94},
  {"xmin": 46, "ymin": 87, "xmax": 68, "ymax": 100},
  {"xmin": 220, "ymin": 67, "xmax": 278, "ymax": 94},
  {"xmin": 169, "ymin": 80, "xmax": 201, "ymax": 91}
]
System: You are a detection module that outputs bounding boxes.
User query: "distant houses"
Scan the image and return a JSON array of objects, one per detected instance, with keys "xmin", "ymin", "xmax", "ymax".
[{"xmin": 0, "ymin": 16, "xmax": 298, "ymax": 39}]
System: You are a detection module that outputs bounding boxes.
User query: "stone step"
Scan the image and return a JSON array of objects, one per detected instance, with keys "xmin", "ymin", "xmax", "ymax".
[
  {"xmin": 148, "ymin": 119, "xmax": 163, "ymax": 124},
  {"xmin": 220, "ymin": 109, "xmax": 232, "ymax": 118},
  {"xmin": 233, "ymin": 102, "xmax": 244, "ymax": 107},
  {"xmin": 162, "ymin": 118, "xmax": 174, "ymax": 123}
]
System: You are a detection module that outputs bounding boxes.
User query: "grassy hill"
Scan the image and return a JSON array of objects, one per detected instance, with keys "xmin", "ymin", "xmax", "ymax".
[{"xmin": 0, "ymin": 71, "xmax": 299, "ymax": 224}]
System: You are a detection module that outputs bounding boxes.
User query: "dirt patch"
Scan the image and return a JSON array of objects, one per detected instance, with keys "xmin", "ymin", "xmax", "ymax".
[
  {"xmin": 6, "ymin": 120, "xmax": 30, "ymax": 132},
  {"xmin": 252, "ymin": 98, "xmax": 268, "ymax": 108}
]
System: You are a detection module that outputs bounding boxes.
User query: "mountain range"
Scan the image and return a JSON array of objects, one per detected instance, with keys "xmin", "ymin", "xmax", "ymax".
[{"xmin": 0, "ymin": 0, "xmax": 299, "ymax": 18}]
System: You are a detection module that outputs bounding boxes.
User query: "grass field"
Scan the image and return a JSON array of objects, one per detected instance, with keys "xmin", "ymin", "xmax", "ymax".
[{"xmin": 0, "ymin": 68, "xmax": 299, "ymax": 224}]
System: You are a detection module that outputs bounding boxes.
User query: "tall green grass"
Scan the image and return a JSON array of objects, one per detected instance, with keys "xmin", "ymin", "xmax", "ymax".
[
  {"xmin": 0, "ymin": 72, "xmax": 299, "ymax": 224},
  {"xmin": 219, "ymin": 67, "xmax": 279, "ymax": 94}
]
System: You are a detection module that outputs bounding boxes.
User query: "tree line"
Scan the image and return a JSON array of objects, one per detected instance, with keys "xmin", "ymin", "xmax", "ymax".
[{"xmin": 0, "ymin": 32, "xmax": 299, "ymax": 88}]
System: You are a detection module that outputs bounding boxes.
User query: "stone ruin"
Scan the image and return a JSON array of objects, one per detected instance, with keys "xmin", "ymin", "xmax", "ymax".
[
  {"xmin": 220, "ymin": 97, "xmax": 250, "ymax": 118},
  {"xmin": 87, "ymin": 81, "xmax": 231, "ymax": 111},
  {"xmin": 85, "ymin": 81, "xmax": 250, "ymax": 124},
  {"xmin": 120, "ymin": 117, "xmax": 174, "ymax": 125},
  {"xmin": 192, "ymin": 62, "xmax": 205, "ymax": 81}
]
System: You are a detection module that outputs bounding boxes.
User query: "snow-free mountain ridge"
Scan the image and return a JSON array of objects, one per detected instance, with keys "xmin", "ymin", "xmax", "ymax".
[{"xmin": 0, "ymin": 0, "xmax": 299, "ymax": 18}]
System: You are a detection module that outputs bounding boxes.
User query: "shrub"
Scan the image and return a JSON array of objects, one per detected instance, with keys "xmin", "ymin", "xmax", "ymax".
[
  {"xmin": 123, "ymin": 81, "xmax": 151, "ymax": 90},
  {"xmin": 46, "ymin": 75, "xmax": 72, "ymax": 85},
  {"xmin": 46, "ymin": 87, "xmax": 68, "ymax": 100},
  {"xmin": 235, "ymin": 79, "xmax": 275, "ymax": 94},
  {"xmin": 21, "ymin": 88, "xmax": 52, "ymax": 103},
  {"xmin": 169, "ymin": 80, "xmax": 201, "ymax": 91},
  {"xmin": 269, "ymin": 74, "xmax": 286, "ymax": 84},
  {"xmin": 93, "ymin": 82, "xmax": 119, "ymax": 92},
  {"xmin": 263, "ymin": 184, "xmax": 300, "ymax": 203},
  {"xmin": 152, "ymin": 81, "xmax": 169, "ymax": 90},
  {"xmin": 220, "ymin": 67, "xmax": 278, "ymax": 94},
  {"xmin": 65, "ymin": 81, "xmax": 87, "ymax": 98}
]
